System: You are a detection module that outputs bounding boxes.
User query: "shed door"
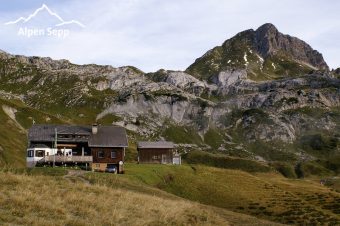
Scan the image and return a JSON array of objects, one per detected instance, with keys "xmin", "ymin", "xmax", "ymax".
[{"xmin": 161, "ymin": 154, "xmax": 167, "ymax": 164}]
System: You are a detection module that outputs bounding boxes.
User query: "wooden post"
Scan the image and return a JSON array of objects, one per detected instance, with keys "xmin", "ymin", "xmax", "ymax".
[{"xmin": 53, "ymin": 128, "xmax": 57, "ymax": 167}]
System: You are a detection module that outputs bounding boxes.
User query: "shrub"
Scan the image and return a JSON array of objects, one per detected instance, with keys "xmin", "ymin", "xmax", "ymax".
[
  {"xmin": 298, "ymin": 161, "xmax": 334, "ymax": 177},
  {"xmin": 271, "ymin": 162, "xmax": 297, "ymax": 178}
]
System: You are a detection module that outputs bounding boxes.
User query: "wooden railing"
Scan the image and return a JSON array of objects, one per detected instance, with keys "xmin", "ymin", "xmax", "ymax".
[{"xmin": 39, "ymin": 155, "xmax": 93, "ymax": 163}]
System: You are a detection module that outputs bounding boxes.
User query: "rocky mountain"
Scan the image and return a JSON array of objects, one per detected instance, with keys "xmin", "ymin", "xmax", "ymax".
[
  {"xmin": 334, "ymin": 68, "xmax": 340, "ymax": 76},
  {"xmin": 0, "ymin": 23, "xmax": 339, "ymax": 169},
  {"xmin": 186, "ymin": 23, "xmax": 329, "ymax": 81}
]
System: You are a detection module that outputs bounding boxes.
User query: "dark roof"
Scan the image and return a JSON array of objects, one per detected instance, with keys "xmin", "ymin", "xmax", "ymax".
[
  {"xmin": 28, "ymin": 125, "xmax": 90, "ymax": 142},
  {"xmin": 137, "ymin": 141, "xmax": 174, "ymax": 149},
  {"xmin": 28, "ymin": 125, "xmax": 128, "ymax": 148},
  {"xmin": 30, "ymin": 144, "xmax": 50, "ymax": 148},
  {"xmin": 88, "ymin": 126, "xmax": 128, "ymax": 147}
]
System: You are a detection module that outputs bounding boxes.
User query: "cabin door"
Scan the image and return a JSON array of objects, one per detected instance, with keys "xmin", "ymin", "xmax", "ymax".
[{"xmin": 161, "ymin": 154, "xmax": 167, "ymax": 164}]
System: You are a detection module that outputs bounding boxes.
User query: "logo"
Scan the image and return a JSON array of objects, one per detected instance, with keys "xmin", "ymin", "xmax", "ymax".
[{"xmin": 4, "ymin": 4, "xmax": 85, "ymax": 38}]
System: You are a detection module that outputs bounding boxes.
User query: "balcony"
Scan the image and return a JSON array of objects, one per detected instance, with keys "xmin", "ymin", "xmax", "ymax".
[{"xmin": 38, "ymin": 155, "xmax": 93, "ymax": 163}]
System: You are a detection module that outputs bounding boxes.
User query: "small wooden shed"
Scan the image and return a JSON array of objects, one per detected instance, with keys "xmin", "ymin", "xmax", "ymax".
[{"xmin": 137, "ymin": 141, "xmax": 178, "ymax": 164}]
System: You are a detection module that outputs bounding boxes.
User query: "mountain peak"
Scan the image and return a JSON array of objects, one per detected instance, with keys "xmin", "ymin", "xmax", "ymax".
[
  {"xmin": 257, "ymin": 23, "xmax": 278, "ymax": 31},
  {"xmin": 254, "ymin": 23, "xmax": 328, "ymax": 70},
  {"xmin": 186, "ymin": 23, "xmax": 329, "ymax": 81}
]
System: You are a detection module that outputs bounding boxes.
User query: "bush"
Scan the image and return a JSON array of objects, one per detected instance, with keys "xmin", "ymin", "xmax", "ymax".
[
  {"xmin": 317, "ymin": 156, "xmax": 340, "ymax": 174},
  {"xmin": 271, "ymin": 162, "xmax": 297, "ymax": 178},
  {"xmin": 298, "ymin": 161, "xmax": 333, "ymax": 178},
  {"xmin": 300, "ymin": 134, "xmax": 338, "ymax": 157}
]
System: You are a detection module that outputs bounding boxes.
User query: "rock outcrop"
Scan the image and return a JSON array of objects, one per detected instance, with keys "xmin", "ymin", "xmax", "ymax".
[
  {"xmin": 186, "ymin": 23, "xmax": 329, "ymax": 81},
  {"xmin": 255, "ymin": 23, "xmax": 328, "ymax": 70}
]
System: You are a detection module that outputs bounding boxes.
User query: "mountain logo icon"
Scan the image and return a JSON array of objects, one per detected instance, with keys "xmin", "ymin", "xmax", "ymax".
[{"xmin": 4, "ymin": 4, "xmax": 85, "ymax": 28}]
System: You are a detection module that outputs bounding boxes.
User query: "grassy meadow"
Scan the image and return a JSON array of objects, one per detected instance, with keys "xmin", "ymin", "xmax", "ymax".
[
  {"xmin": 85, "ymin": 164, "xmax": 340, "ymax": 225},
  {"xmin": 0, "ymin": 168, "xmax": 283, "ymax": 226}
]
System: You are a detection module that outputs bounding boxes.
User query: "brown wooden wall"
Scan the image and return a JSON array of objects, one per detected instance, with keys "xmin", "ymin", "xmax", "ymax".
[
  {"xmin": 138, "ymin": 148, "xmax": 173, "ymax": 164},
  {"xmin": 91, "ymin": 147, "xmax": 124, "ymax": 164}
]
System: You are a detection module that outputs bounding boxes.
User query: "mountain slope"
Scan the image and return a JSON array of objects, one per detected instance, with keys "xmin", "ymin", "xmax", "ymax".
[
  {"xmin": 186, "ymin": 23, "xmax": 329, "ymax": 81},
  {"xmin": 0, "ymin": 169, "xmax": 284, "ymax": 226},
  {"xmin": 0, "ymin": 24, "xmax": 339, "ymax": 174}
]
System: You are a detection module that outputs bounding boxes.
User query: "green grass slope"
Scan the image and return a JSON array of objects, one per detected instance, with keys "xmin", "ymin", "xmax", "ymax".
[
  {"xmin": 0, "ymin": 169, "xmax": 282, "ymax": 226},
  {"xmin": 85, "ymin": 164, "xmax": 340, "ymax": 225},
  {"xmin": 0, "ymin": 105, "xmax": 26, "ymax": 167},
  {"xmin": 0, "ymin": 97, "xmax": 68, "ymax": 167}
]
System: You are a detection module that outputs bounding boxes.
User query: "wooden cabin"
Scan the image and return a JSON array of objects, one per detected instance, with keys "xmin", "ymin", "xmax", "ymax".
[
  {"xmin": 27, "ymin": 124, "xmax": 128, "ymax": 173},
  {"xmin": 137, "ymin": 141, "xmax": 180, "ymax": 164}
]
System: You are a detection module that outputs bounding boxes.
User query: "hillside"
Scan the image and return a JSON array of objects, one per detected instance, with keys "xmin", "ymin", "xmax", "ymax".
[
  {"xmin": 1, "ymin": 164, "xmax": 339, "ymax": 225},
  {"xmin": 0, "ymin": 168, "xmax": 284, "ymax": 226},
  {"xmin": 111, "ymin": 164, "xmax": 339, "ymax": 225}
]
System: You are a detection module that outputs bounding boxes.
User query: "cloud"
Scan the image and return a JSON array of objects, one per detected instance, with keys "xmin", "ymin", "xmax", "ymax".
[{"xmin": 0, "ymin": 0, "xmax": 339, "ymax": 71}]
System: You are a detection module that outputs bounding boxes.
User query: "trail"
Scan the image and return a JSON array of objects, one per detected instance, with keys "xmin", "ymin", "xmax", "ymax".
[{"xmin": 63, "ymin": 170, "xmax": 90, "ymax": 185}]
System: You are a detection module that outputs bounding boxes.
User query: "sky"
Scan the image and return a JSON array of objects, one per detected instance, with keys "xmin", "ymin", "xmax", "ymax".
[{"xmin": 0, "ymin": 0, "xmax": 339, "ymax": 72}]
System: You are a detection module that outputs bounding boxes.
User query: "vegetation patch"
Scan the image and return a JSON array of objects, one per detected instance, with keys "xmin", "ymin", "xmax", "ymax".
[
  {"xmin": 297, "ymin": 161, "xmax": 334, "ymax": 178},
  {"xmin": 270, "ymin": 162, "xmax": 297, "ymax": 178},
  {"xmin": 203, "ymin": 128, "xmax": 224, "ymax": 149},
  {"xmin": 183, "ymin": 150, "xmax": 271, "ymax": 173},
  {"xmin": 299, "ymin": 133, "xmax": 339, "ymax": 158},
  {"xmin": 162, "ymin": 125, "xmax": 202, "ymax": 145}
]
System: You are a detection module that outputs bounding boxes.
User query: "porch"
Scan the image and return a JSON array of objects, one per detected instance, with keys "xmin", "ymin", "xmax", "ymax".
[{"xmin": 38, "ymin": 155, "xmax": 93, "ymax": 164}]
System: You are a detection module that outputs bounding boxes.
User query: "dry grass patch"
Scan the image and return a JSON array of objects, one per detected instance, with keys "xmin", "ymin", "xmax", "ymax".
[
  {"xmin": 0, "ymin": 172, "xmax": 280, "ymax": 226},
  {"xmin": 86, "ymin": 164, "xmax": 340, "ymax": 225}
]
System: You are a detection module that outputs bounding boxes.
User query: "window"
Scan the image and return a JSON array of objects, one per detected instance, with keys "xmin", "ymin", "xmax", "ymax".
[
  {"xmin": 27, "ymin": 150, "xmax": 34, "ymax": 157},
  {"xmin": 58, "ymin": 134, "xmax": 73, "ymax": 139},
  {"xmin": 111, "ymin": 151, "xmax": 117, "ymax": 159},
  {"xmin": 152, "ymin": 155, "xmax": 160, "ymax": 160},
  {"xmin": 35, "ymin": 150, "xmax": 45, "ymax": 157},
  {"xmin": 98, "ymin": 150, "xmax": 104, "ymax": 158}
]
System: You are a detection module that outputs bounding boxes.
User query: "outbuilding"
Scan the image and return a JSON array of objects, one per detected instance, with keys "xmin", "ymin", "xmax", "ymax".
[{"xmin": 137, "ymin": 141, "xmax": 180, "ymax": 164}]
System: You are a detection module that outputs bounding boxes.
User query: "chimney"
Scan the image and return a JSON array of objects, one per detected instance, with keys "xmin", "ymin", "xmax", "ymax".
[{"xmin": 92, "ymin": 124, "xmax": 98, "ymax": 134}]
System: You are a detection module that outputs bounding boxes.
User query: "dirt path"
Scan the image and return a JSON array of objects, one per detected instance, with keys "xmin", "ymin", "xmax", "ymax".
[{"xmin": 63, "ymin": 170, "xmax": 91, "ymax": 185}]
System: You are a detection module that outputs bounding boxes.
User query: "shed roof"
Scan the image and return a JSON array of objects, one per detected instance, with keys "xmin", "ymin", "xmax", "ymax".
[
  {"xmin": 28, "ymin": 125, "xmax": 128, "ymax": 147},
  {"xmin": 137, "ymin": 141, "xmax": 174, "ymax": 149}
]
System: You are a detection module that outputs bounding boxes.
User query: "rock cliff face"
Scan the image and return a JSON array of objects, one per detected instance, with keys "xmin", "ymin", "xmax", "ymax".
[
  {"xmin": 0, "ymin": 23, "xmax": 339, "ymax": 162},
  {"xmin": 334, "ymin": 68, "xmax": 340, "ymax": 76},
  {"xmin": 186, "ymin": 23, "xmax": 329, "ymax": 81},
  {"xmin": 254, "ymin": 23, "xmax": 328, "ymax": 70}
]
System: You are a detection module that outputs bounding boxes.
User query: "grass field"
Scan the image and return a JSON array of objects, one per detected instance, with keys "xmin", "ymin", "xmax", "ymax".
[
  {"xmin": 0, "ymin": 163, "xmax": 339, "ymax": 225},
  {"xmin": 0, "ymin": 168, "xmax": 283, "ymax": 226},
  {"xmin": 85, "ymin": 164, "xmax": 340, "ymax": 225}
]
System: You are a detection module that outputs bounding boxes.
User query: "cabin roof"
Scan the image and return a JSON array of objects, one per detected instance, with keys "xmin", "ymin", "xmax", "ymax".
[
  {"xmin": 88, "ymin": 126, "xmax": 128, "ymax": 147},
  {"xmin": 137, "ymin": 141, "xmax": 174, "ymax": 149},
  {"xmin": 28, "ymin": 125, "xmax": 128, "ymax": 148}
]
